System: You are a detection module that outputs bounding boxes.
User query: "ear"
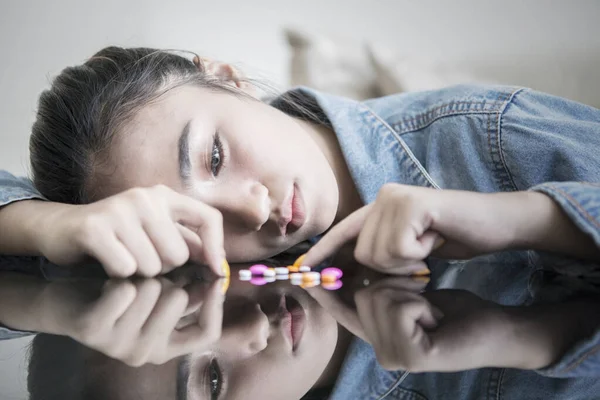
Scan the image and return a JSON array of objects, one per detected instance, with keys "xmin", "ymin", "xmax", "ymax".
[{"xmin": 193, "ymin": 56, "xmax": 256, "ymax": 96}]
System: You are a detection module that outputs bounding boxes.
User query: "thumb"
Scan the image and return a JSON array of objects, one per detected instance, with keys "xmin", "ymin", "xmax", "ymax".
[
  {"xmin": 413, "ymin": 231, "xmax": 445, "ymax": 259},
  {"xmin": 303, "ymin": 205, "xmax": 372, "ymax": 267}
]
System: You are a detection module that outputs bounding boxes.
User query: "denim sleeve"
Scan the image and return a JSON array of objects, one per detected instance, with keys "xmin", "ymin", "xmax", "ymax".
[
  {"xmin": 0, "ymin": 170, "xmax": 45, "ymax": 340},
  {"xmin": 499, "ymin": 90, "xmax": 600, "ymax": 377}
]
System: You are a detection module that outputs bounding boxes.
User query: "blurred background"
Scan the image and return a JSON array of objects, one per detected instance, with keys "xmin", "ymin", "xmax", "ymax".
[{"xmin": 1, "ymin": 0, "xmax": 600, "ymax": 397}]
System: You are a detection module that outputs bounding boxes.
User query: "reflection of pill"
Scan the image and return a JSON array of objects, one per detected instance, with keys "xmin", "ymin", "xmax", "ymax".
[
  {"xmin": 322, "ymin": 280, "xmax": 343, "ymax": 290},
  {"xmin": 274, "ymin": 267, "xmax": 289, "ymax": 275},
  {"xmin": 264, "ymin": 276, "xmax": 276, "ymax": 283},
  {"xmin": 250, "ymin": 264, "xmax": 268, "ymax": 275},
  {"xmin": 290, "ymin": 273, "xmax": 303, "ymax": 280},
  {"xmin": 291, "ymin": 279, "xmax": 302, "ymax": 286},
  {"xmin": 300, "ymin": 281, "xmax": 319, "ymax": 289},
  {"xmin": 321, "ymin": 273, "xmax": 337, "ymax": 283},
  {"xmin": 263, "ymin": 269, "xmax": 276, "ymax": 278},
  {"xmin": 303, "ymin": 272, "xmax": 321, "ymax": 281},
  {"xmin": 276, "ymin": 274, "xmax": 288, "ymax": 280},
  {"xmin": 250, "ymin": 277, "xmax": 268, "ymax": 285},
  {"xmin": 239, "ymin": 269, "xmax": 252, "ymax": 279},
  {"xmin": 321, "ymin": 267, "xmax": 343, "ymax": 279},
  {"xmin": 299, "ymin": 266, "xmax": 311, "ymax": 272}
]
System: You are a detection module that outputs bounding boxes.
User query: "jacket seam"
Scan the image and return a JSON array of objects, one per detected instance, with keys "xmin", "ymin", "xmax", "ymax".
[
  {"xmin": 495, "ymin": 87, "xmax": 526, "ymax": 192},
  {"xmin": 543, "ymin": 185, "xmax": 600, "ymax": 230}
]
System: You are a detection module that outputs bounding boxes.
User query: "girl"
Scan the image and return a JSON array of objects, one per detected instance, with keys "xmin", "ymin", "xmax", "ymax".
[{"xmin": 1, "ymin": 46, "xmax": 599, "ymax": 399}]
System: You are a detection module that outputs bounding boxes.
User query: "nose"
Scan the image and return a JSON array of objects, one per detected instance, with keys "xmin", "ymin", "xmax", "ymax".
[
  {"xmin": 221, "ymin": 303, "xmax": 269, "ymax": 358},
  {"xmin": 214, "ymin": 181, "xmax": 270, "ymax": 231}
]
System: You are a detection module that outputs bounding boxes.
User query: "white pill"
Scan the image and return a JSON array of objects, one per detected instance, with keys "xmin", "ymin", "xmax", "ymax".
[
  {"xmin": 239, "ymin": 269, "xmax": 252, "ymax": 279},
  {"xmin": 299, "ymin": 266, "xmax": 311, "ymax": 272},
  {"xmin": 264, "ymin": 276, "xmax": 276, "ymax": 283},
  {"xmin": 290, "ymin": 279, "xmax": 302, "ymax": 286},
  {"xmin": 274, "ymin": 267, "xmax": 289, "ymax": 275},
  {"xmin": 290, "ymin": 273, "xmax": 303, "ymax": 280},
  {"xmin": 276, "ymin": 274, "xmax": 289, "ymax": 280},
  {"xmin": 239, "ymin": 276, "xmax": 251, "ymax": 281},
  {"xmin": 263, "ymin": 269, "xmax": 276, "ymax": 278},
  {"xmin": 304, "ymin": 272, "xmax": 321, "ymax": 281}
]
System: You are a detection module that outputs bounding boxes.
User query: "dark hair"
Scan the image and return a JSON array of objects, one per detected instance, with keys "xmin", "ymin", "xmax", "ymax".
[{"xmin": 29, "ymin": 46, "xmax": 248, "ymax": 204}]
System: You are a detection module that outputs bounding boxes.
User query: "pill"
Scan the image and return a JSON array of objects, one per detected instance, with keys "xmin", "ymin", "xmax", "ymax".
[
  {"xmin": 250, "ymin": 277, "xmax": 268, "ymax": 286},
  {"xmin": 321, "ymin": 267, "xmax": 343, "ymax": 280},
  {"xmin": 299, "ymin": 266, "xmax": 311, "ymax": 272},
  {"xmin": 263, "ymin": 269, "xmax": 276, "ymax": 278},
  {"xmin": 321, "ymin": 273, "xmax": 337, "ymax": 283},
  {"xmin": 274, "ymin": 267, "xmax": 289, "ymax": 275},
  {"xmin": 250, "ymin": 264, "xmax": 269, "ymax": 275},
  {"xmin": 322, "ymin": 280, "xmax": 343, "ymax": 290},
  {"xmin": 292, "ymin": 254, "xmax": 306, "ymax": 268},
  {"xmin": 291, "ymin": 279, "xmax": 303, "ymax": 286},
  {"xmin": 221, "ymin": 277, "xmax": 230, "ymax": 294},
  {"xmin": 302, "ymin": 272, "xmax": 321, "ymax": 281},
  {"xmin": 239, "ymin": 276, "xmax": 251, "ymax": 281},
  {"xmin": 239, "ymin": 269, "xmax": 252, "ymax": 279},
  {"xmin": 300, "ymin": 281, "xmax": 319, "ymax": 289},
  {"xmin": 276, "ymin": 274, "xmax": 289, "ymax": 280},
  {"xmin": 290, "ymin": 273, "xmax": 303, "ymax": 280},
  {"xmin": 264, "ymin": 276, "xmax": 276, "ymax": 283},
  {"xmin": 287, "ymin": 265, "xmax": 299, "ymax": 273}
]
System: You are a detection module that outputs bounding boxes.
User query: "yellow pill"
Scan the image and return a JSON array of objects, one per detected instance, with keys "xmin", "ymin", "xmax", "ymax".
[{"xmin": 293, "ymin": 254, "xmax": 307, "ymax": 268}]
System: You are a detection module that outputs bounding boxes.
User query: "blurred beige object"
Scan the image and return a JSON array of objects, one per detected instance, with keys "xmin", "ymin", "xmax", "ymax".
[{"xmin": 286, "ymin": 27, "xmax": 600, "ymax": 108}]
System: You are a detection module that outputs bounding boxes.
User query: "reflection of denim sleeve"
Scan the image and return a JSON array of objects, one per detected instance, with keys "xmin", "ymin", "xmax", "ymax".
[
  {"xmin": 0, "ymin": 170, "xmax": 45, "ymax": 340},
  {"xmin": 498, "ymin": 90, "xmax": 600, "ymax": 377}
]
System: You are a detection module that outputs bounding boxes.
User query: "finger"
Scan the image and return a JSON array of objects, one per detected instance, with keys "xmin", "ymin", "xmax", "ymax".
[
  {"xmin": 368, "ymin": 274, "xmax": 430, "ymax": 293},
  {"xmin": 177, "ymin": 224, "xmax": 205, "ymax": 265},
  {"xmin": 305, "ymin": 285, "xmax": 368, "ymax": 343},
  {"xmin": 380, "ymin": 261, "xmax": 432, "ymax": 277},
  {"xmin": 354, "ymin": 204, "xmax": 384, "ymax": 269},
  {"xmin": 117, "ymin": 225, "xmax": 162, "ymax": 277},
  {"xmin": 88, "ymin": 280, "xmax": 137, "ymax": 325},
  {"xmin": 412, "ymin": 230, "xmax": 443, "ymax": 260},
  {"xmin": 170, "ymin": 279, "xmax": 224, "ymax": 354},
  {"xmin": 167, "ymin": 193, "xmax": 226, "ymax": 276},
  {"xmin": 85, "ymin": 232, "xmax": 137, "ymax": 278},
  {"xmin": 303, "ymin": 205, "xmax": 372, "ymax": 267},
  {"xmin": 143, "ymin": 215, "xmax": 190, "ymax": 273},
  {"xmin": 114, "ymin": 280, "xmax": 162, "ymax": 332},
  {"xmin": 354, "ymin": 288, "xmax": 383, "ymax": 350}
]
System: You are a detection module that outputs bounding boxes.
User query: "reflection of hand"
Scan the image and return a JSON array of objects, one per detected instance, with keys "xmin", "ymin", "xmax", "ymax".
[
  {"xmin": 40, "ymin": 277, "xmax": 224, "ymax": 366},
  {"xmin": 35, "ymin": 185, "xmax": 226, "ymax": 278},
  {"xmin": 306, "ymin": 277, "xmax": 536, "ymax": 372}
]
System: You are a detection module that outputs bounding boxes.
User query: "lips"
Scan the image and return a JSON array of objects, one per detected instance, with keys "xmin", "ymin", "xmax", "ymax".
[
  {"xmin": 279, "ymin": 184, "xmax": 306, "ymax": 236},
  {"xmin": 278, "ymin": 294, "xmax": 306, "ymax": 351}
]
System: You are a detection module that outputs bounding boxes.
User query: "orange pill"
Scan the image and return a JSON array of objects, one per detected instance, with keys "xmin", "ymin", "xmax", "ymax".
[
  {"xmin": 287, "ymin": 265, "xmax": 299, "ymax": 273},
  {"xmin": 321, "ymin": 273, "xmax": 337, "ymax": 283}
]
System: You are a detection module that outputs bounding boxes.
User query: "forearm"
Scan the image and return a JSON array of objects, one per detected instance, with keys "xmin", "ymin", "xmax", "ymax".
[
  {"xmin": 0, "ymin": 272, "xmax": 47, "ymax": 333},
  {"xmin": 0, "ymin": 200, "xmax": 64, "ymax": 255},
  {"xmin": 502, "ymin": 298, "xmax": 600, "ymax": 370},
  {"xmin": 498, "ymin": 191, "xmax": 599, "ymax": 261}
]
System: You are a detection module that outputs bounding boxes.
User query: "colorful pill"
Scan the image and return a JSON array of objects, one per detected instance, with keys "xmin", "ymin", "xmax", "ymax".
[
  {"xmin": 322, "ymin": 280, "xmax": 343, "ymax": 290},
  {"xmin": 287, "ymin": 265, "xmax": 299, "ymax": 273},
  {"xmin": 299, "ymin": 266, "xmax": 311, "ymax": 272},
  {"xmin": 321, "ymin": 273, "xmax": 338, "ymax": 283},
  {"xmin": 250, "ymin": 277, "xmax": 269, "ymax": 286},
  {"xmin": 293, "ymin": 254, "xmax": 306, "ymax": 268},
  {"xmin": 263, "ymin": 269, "xmax": 276, "ymax": 278},
  {"xmin": 239, "ymin": 269, "xmax": 252, "ymax": 279},
  {"xmin": 274, "ymin": 267, "xmax": 289, "ymax": 275},
  {"xmin": 321, "ymin": 267, "xmax": 343, "ymax": 280},
  {"xmin": 300, "ymin": 281, "xmax": 319, "ymax": 289},
  {"xmin": 250, "ymin": 264, "xmax": 269, "ymax": 275},
  {"xmin": 302, "ymin": 272, "xmax": 321, "ymax": 281}
]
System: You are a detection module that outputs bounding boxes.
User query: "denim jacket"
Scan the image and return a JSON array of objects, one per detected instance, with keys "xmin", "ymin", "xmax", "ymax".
[{"xmin": 2, "ymin": 85, "xmax": 600, "ymax": 399}]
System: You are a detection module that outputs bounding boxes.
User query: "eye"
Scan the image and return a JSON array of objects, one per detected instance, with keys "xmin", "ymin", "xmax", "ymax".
[
  {"xmin": 208, "ymin": 358, "xmax": 224, "ymax": 400},
  {"xmin": 210, "ymin": 133, "xmax": 224, "ymax": 177}
]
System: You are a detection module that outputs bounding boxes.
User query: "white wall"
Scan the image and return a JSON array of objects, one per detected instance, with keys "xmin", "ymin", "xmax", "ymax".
[{"xmin": 1, "ymin": 0, "xmax": 599, "ymax": 398}]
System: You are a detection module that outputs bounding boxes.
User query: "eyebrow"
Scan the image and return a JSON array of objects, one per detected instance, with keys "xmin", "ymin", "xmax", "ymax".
[{"xmin": 178, "ymin": 120, "xmax": 192, "ymax": 186}]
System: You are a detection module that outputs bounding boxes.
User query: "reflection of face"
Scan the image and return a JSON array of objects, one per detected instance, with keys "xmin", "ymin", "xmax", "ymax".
[
  {"xmin": 95, "ymin": 264, "xmax": 340, "ymax": 400},
  {"xmin": 105, "ymin": 85, "xmax": 340, "ymax": 262}
]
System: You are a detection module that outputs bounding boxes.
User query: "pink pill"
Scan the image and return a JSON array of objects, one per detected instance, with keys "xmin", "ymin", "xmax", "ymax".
[
  {"xmin": 321, "ymin": 267, "xmax": 343, "ymax": 280},
  {"xmin": 322, "ymin": 280, "xmax": 343, "ymax": 291},
  {"xmin": 250, "ymin": 277, "xmax": 268, "ymax": 286},
  {"xmin": 250, "ymin": 264, "xmax": 269, "ymax": 275}
]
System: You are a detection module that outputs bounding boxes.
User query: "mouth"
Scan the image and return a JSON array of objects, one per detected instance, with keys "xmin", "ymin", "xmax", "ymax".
[
  {"xmin": 278, "ymin": 294, "xmax": 306, "ymax": 351},
  {"xmin": 279, "ymin": 183, "xmax": 306, "ymax": 236}
]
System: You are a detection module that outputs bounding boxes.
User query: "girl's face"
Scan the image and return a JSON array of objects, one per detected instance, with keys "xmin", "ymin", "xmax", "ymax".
[
  {"xmin": 95, "ymin": 265, "xmax": 341, "ymax": 400},
  {"xmin": 105, "ymin": 85, "xmax": 340, "ymax": 262}
]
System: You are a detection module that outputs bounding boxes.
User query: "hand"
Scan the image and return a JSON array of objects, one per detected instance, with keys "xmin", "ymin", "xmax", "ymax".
[
  {"xmin": 306, "ymin": 277, "xmax": 534, "ymax": 372},
  {"xmin": 303, "ymin": 184, "xmax": 527, "ymax": 274},
  {"xmin": 39, "ymin": 277, "xmax": 225, "ymax": 367},
  {"xmin": 34, "ymin": 185, "xmax": 227, "ymax": 278}
]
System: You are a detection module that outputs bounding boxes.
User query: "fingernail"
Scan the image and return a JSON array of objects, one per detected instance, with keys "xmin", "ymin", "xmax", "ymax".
[
  {"xmin": 293, "ymin": 254, "xmax": 307, "ymax": 268},
  {"xmin": 412, "ymin": 276, "xmax": 430, "ymax": 284},
  {"xmin": 433, "ymin": 237, "xmax": 446, "ymax": 250},
  {"xmin": 221, "ymin": 259, "xmax": 230, "ymax": 278},
  {"xmin": 221, "ymin": 277, "xmax": 230, "ymax": 295},
  {"xmin": 413, "ymin": 268, "xmax": 431, "ymax": 276}
]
